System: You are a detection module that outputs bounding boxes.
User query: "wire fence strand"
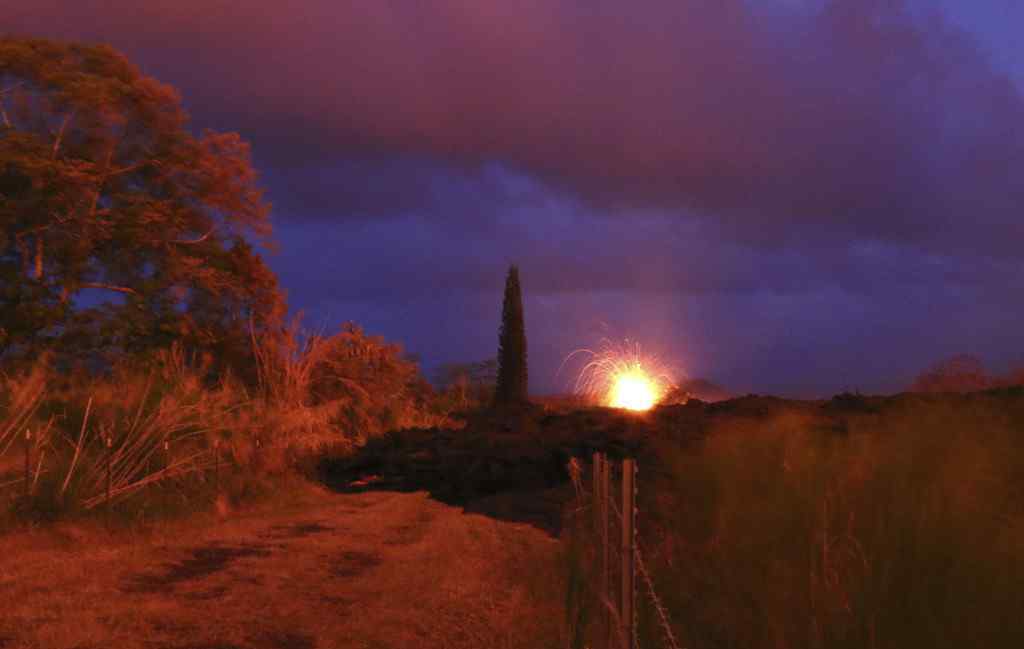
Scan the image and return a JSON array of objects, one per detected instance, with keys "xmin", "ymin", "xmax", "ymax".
[{"xmin": 588, "ymin": 454, "xmax": 684, "ymax": 649}]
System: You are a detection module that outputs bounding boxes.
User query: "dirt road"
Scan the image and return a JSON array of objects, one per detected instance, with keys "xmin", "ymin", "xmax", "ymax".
[{"xmin": 0, "ymin": 483, "xmax": 566, "ymax": 649}]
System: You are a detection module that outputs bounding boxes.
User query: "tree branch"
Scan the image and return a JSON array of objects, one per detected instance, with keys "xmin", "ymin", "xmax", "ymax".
[
  {"xmin": 78, "ymin": 282, "xmax": 139, "ymax": 296},
  {"xmin": 84, "ymin": 146, "xmax": 117, "ymax": 221},
  {"xmin": 79, "ymin": 158, "xmax": 149, "ymax": 220},
  {"xmin": 168, "ymin": 228, "xmax": 215, "ymax": 245},
  {"xmin": 73, "ymin": 141, "xmax": 125, "ymax": 224},
  {"xmin": 107, "ymin": 161, "xmax": 146, "ymax": 177}
]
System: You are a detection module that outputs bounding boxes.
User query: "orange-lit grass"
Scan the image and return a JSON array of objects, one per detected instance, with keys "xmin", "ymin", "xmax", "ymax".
[
  {"xmin": 609, "ymin": 399, "xmax": 1024, "ymax": 649},
  {"xmin": 0, "ymin": 346, "xmax": 263, "ymax": 521}
]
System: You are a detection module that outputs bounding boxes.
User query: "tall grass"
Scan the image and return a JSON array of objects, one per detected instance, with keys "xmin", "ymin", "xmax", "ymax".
[
  {"xmin": 556, "ymin": 395, "xmax": 1024, "ymax": 648},
  {"xmin": 0, "ymin": 345, "xmax": 253, "ymax": 523},
  {"xmin": 1, "ymin": 316, "xmax": 450, "ymax": 526},
  {"xmin": 249, "ymin": 315, "xmax": 351, "ymax": 461},
  {"xmin": 621, "ymin": 396, "xmax": 1024, "ymax": 649},
  {"xmin": 0, "ymin": 352, "xmax": 48, "ymax": 468}
]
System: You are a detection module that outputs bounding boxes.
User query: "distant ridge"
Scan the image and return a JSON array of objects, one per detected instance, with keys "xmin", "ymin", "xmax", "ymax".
[{"xmin": 676, "ymin": 378, "xmax": 732, "ymax": 403}]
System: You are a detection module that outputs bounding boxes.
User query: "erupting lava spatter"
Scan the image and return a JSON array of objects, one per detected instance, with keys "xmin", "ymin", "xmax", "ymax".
[{"xmin": 561, "ymin": 339, "xmax": 677, "ymax": 411}]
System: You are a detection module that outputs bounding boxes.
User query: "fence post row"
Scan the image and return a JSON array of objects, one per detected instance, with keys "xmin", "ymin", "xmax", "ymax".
[
  {"xmin": 592, "ymin": 452, "xmax": 599, "ymax": 544},
  {"xmin": 592, "ymin": 452, "xmax": 606, "ymax": 646},
  {"xmin": 589, "ymin": 452, "xmax": 640, "ymax": 649},
  {"xmin": 621, "ymin": 458, "xmax": 637, "ymax": 649},
  {"xmin": 633, "ymin": 461, "xmax": 639, "ymax": 649},
  {"xmin": 602, "ymin": 454, "xmax": 611, "ymax": 649}
]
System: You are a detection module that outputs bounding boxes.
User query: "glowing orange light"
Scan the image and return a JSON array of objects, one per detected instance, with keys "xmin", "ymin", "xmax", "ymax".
[
  {"xmin": 561, "ymin": 339, "xmax": 677, "ymax": 412},
  {"xmin": 607, "ymin": 367, "xmax": 659, "ymax": 411}
]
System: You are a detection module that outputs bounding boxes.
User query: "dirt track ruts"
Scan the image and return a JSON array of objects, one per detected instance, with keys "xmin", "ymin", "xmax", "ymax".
[{"xmin": 0, "ymin": 483, "xmax": 565, "ymax": 649}]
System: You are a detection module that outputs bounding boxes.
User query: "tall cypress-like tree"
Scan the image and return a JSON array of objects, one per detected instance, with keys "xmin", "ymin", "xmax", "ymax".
[{"xmin": 494, "ymin": 264, "xmax": 528, "ymax": 405}]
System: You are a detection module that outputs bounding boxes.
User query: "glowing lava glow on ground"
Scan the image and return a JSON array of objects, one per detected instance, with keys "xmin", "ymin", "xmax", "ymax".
[{"xmin": 562, "ymin": 339, "xmax": 677, "ymax": 412}]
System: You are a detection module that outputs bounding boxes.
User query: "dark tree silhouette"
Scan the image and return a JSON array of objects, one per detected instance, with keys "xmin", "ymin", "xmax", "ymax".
[{"xmin": 493, "ymin": 265, "xmax": 528, "ymax": 406}]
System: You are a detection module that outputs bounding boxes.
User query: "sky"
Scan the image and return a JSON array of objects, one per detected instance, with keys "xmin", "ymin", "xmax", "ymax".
[{"xmin": 4, "ymin": 0, "xmax": 1024, "ymax": 397}]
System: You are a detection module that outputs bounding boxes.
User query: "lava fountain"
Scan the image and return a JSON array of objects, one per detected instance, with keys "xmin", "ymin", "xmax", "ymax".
[
  {"xmin": 607, "ymin": 368, "xmax": 659, "ymax": 410},
  {"xmin": 562, "ymin": 339, "xmax": 677, "ymax": 412}
]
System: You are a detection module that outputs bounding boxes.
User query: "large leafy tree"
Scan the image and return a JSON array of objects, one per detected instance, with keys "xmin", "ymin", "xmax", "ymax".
[
  {"xmin": 493, "ymin": 264, "xmax": 528, "ymax": 406},
  {"xmin": 0, "ymin": 38, "xmax": 284, "ymax": 372}
]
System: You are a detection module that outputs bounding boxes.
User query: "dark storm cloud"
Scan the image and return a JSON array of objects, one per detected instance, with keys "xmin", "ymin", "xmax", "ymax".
[
  {"xmin": 7, "ymin": 0, "xmax": 1023, "ymax": 252},
  {"xmin": 6, "ymin": 0, "xmax": 1024, "ymax": 397},
  {"xmin": 272, "ymin": 190, "xmax": 1024, "ymax": 306},
  {"xmin": 264, "ymin": 157, "xmax": 536, "ymax": 223}
]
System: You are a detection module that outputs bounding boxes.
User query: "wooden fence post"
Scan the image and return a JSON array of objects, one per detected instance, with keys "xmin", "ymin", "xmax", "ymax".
[
  {"xmin": 602, "ymin": 454, "xmax": 612, "ymax": 649},
  {"xmin": 592, "ymin": 452, "xmax": 613, "ymax": 649},
  {"xmin": 621, "ymin": 458, "xmax": 637, "ymax": 649},
  {"xmin": 633, "ymin": 462, "xmax": 639, "ymax": 649},
  {"xmin": 594, "ymin": 453, "xmax": 600, "ymax": 643}
]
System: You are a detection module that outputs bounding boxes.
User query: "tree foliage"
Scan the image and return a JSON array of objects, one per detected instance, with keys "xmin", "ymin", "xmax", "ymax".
[
  {"xmin": 493, "ymin": 264, "xmax": 528, "ymax": 405},
  {"xmin": 436, "ymin": 358, "xmax": 497, "ymax": 410},
  {"xmin": 309, "ymin": 324, "xmax": 424, "ymax": 402},
  {"xmin": 304, "ymin": 323, "xmax": 439, "ymax": 437},
  {"xmin": 0, "ymin": 38, "xmax": 284, "ymax": 373}
]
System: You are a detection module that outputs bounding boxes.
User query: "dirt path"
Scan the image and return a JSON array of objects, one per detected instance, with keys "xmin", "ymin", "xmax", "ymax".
[{"xmin": 0, "ymin": 483, "xmax": 566, "ymax": 649}]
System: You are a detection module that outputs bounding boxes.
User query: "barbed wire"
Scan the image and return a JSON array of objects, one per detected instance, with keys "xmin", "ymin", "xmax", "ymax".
[
  {"xmin": 635, "ymin": 541, "xmax": 683, "ymax": 649},
  {"xmin": 602, "ymin": 467, "xmax": 684, "ymax": 649}
]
